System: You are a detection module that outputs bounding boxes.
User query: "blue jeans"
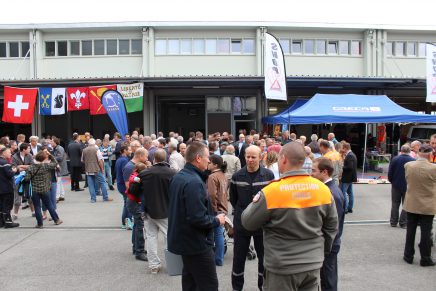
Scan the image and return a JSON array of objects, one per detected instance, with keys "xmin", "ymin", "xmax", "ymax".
[
  {"xmin": 214, "ymin": 225, "xmax": 225, "ymax": 266},
  {"xmin": 104, "ymin": 161, "xmax": 113, "ymax": 187},
  {"xmin": 341, "ymin": 182, "xmax": 354, "ymax": 211},
  {"xmin": 87, "ymin": 172, "xmax": 109, "ymax": 202},
  {"xmin": 42, "ymin": 182, "xmax": 57, "ymax": 211},
  {"xmin": 32, "ymin": 191, "xmax": 59, "ymax": 226},
  {"xmin": 119, "ymin": 191, "xmax": 132, "ymax": 225},
  {"xmin": 126, "ymin": 198, "xmax": 145, "ymax": 255}
]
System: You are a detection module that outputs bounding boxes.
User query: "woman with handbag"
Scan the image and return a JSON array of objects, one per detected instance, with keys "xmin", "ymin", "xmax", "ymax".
[{"xmin": 25, "ymin": 150, "xmax": 63, "ymax": 228}]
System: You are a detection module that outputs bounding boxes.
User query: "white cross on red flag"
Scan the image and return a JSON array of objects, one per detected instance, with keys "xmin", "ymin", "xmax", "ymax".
[{"xmin": 2, "ymin": 86, "xmax": 38, "ymax": 124}]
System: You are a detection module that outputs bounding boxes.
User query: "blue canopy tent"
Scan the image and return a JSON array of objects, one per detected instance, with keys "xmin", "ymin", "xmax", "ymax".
[
  {"xmin": 287, "ymin": 94, "xmax": 436, "ymax": 124},
  {"xmin": 286, "ymin": 94, "xmax": 436, "ymax": 174},
  {"xmin": 262, "ymin": 99, "xmax": 308, "ymax": 124}
]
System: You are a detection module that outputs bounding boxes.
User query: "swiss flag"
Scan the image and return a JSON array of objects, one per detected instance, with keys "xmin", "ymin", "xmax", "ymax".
[
  {"xmin": 2, "ymin": 86, "xmax": 38, "ymax": 124},
  {"xmin": 67, "ymin": 87, "xmax": 89, "ymax": 111},
  {"xmin": 89, "ymin": 85, "xmax": 116, "ymax": 115}
]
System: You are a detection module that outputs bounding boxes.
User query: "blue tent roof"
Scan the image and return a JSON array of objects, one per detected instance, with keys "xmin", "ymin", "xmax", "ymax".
[
  {"xmin": 262, "ymin": 99, "xmax": 308, "ymax": 124},
  {"xmin": 287, "ymin": 94, "xmax": 436, "ymax": 124}
]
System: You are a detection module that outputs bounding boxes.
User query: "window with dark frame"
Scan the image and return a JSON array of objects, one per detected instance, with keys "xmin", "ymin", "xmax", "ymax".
[
  {"xmin": 45, "ymin": 41, "xmax": 55, "ymax": 57},
  {"xmin": 57, "ymin": 41, "xmax": 67, "ymax": 56}
]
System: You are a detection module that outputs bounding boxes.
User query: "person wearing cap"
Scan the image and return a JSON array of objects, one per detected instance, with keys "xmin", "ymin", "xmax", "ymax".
[{"xmin": 403, "ymin": 144, "xmax": 436, "ymax": 267}]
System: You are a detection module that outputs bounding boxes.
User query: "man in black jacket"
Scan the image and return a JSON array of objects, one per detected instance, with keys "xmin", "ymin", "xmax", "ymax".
[
  {"xmin": 340, "ymin": 142, "xmax": 357, "ymax": 213},
  {"xmin": 168, "ymin": 142, "xmax": 225, "ymax": 291},
  {"xmin": 0, "ymin": 147, "xmax": 19, "ymax": 228},
  {"xmin": 67, "ymin": 133, "xmax": 84, "ymax": 191},
  {"xmin": 230, "ymin": 145, "xmax": 274, "ymax": 291},
  {"xmin": 388, "ymin": 144, "xmax": 415, "ymax": 228},
  {"xmin": 139, "ymin": 149, "xmax": 176, "ymax": 274},
  {"xmin": 312, "ymin": 158, "xmax": 345, "ymax": 291}
]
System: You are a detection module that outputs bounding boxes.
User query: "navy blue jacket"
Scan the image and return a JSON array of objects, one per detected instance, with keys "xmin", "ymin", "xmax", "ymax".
[
  {"xmin": 230, "ymin": 166, "xmax": 275, "ymax": 235},
  {"xmin": 167, "ymin": 163, "xmax": 219, "ymax": 256},
  {"xmin": 326, "ymin": 180, "xmax": 345, "ymax": 253},
  {"xmin": 388, "ymin": 154, "xmax": 415, "ymax": 193},
  {"xmin": 0, "ymin": 157, "xmax": 15, "ymax": 195}
]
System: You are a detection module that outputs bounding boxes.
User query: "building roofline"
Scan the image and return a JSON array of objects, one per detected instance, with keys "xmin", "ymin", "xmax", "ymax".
[{"xmin": 1, "ymin": 21, "xmax": 436, "ymax": 32}]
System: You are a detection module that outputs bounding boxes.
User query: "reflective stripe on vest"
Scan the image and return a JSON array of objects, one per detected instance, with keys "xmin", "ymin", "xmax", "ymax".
[{"xmin": 262, "ymin": 176, "xmax": 332, "ymax": 209}]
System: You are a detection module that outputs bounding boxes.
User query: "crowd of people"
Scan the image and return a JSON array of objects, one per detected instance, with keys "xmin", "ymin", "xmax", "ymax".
[{"xmin": 0, "ymin": 129, "xmax": 435, "ymax": 290}]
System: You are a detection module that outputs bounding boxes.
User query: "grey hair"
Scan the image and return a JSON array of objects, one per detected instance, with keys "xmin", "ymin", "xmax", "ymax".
[{"xmin": 311, "ymin": 134, "xmax": 318, "ymax": 141}]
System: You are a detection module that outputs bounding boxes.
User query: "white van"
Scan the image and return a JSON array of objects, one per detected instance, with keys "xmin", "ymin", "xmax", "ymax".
[{"xmin": 407, "ymin": 125, "xmax": 436, "ymax": 142}]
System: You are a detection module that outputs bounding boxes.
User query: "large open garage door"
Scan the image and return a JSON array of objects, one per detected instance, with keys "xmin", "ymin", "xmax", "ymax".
[{"xmin": 157, "ymin": 96, "xmax": 205, "ymax": 138}]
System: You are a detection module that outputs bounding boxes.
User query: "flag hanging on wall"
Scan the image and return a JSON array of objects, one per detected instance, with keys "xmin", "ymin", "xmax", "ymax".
[
  {"xmin": 264, "ymin": 32, "xmax": 287, "ymax": 101},
  {"xmin": 2, "ymin": 86, "xmax": 38, "ymax": 124},
  {"xmin": 426, "ymin": 44, "xmax": 436, "ymax": 102},
  {"xmin": 67, "ymin": 87, "xmax": 90, "ymax": 111},
  {"xmin": 116, "ymin": 83, "xmax": 144, "ymax": 113},
  {"xmin": 39, "ymin": 88, "xmax": 66, "ymax": 115},
  {"xmin": 101, "ymin": 90, "xmax": 129, "ymax": 139},
  {"xmin": 89, "ymin": 85, "xmax": 116, "ymax": 115}
]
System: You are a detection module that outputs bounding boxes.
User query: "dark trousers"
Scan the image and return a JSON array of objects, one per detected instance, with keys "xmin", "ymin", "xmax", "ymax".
[
  {"xmin": 404, "ymin": 212, "xmax": 435, "ymax": 261},
  {"xmin": 31, "ymin": 192, "xmax": 59, "ymax": 226},
  {"xmin": 70, "ymin": 166, "xmax": 82, "ymax": 190},
  {"xmin": 181, "ymin": 249, "xmax": 218, "ymax": 291},
  {"xmin": 320, "ymin": 252, "xmax": 338, "ymax": 291},
  {"xmin": 126, "ymin": 199, "xmax": 145, "ymax": 255},
  {"xmin": 232, "ymin": 231, "xmax": 264, "ymax": 291},
  {"xmin": 390, "ymin": 187, "xmax": 407, "ymax": 226},
  {"xmin": 0, "ymin": 193, "xmax": 14, "ymax": 213}
]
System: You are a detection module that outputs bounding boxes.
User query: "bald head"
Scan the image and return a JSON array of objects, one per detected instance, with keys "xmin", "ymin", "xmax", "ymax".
[
  {"xmin": 245, "ymin": 145, "xmax": 261, "ymax": 157},
  {"xmin": 226, "ymin": 145, "xmax": 235, "ymax": 154},
  {"xmin": 279, "ymin": 142, "xmax": 306, "ymax": 172},
  {"xmin": 245, "ymin": 145, "xmax": 262, "ymax": 172}
]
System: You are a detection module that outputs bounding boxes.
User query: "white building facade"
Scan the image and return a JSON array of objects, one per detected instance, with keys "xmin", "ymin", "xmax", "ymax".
[{"xmin": 0, "ymin": 22, "xmax": 435, "ymax": 141}]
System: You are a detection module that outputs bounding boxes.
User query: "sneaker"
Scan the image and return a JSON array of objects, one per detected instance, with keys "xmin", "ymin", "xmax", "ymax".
[
  {"xmin": 35, "ymin": 225, "xmax": 43, "ymax": 229},
  {"xmin": 109, "ymin": 185, "xmax": 115, "ymax": 191},
  {"xmin": 31, "ymin": 213, "xmax": 36, "ymax": 217},
  {"xmin": 121, "ymin": 224, "xmax": 126, "ymax": 230},
  {"xmin": 22, "ymin": 204, "xmax": 30, "ymax": 210},
  {"xmin": 104, "ymin": 198, "xmax": 114, "ymax": 202},
  {"xmin": 90, "ymin": 200, "xmax": 96, "ymax": 203},
  {"xmin": 126, "ymin": 218, "xmax": 133, "ymax": 230},
  {"xmin": 58, "ymin": 197, "xmax": 65, "ymax": 201},
  {"xmin": 54, "ymin": 219, "xmax": 63, "ymax": 225},
  {"xmin": 150, "ymin": 266, "xmax": 161, "ymax": 274}
]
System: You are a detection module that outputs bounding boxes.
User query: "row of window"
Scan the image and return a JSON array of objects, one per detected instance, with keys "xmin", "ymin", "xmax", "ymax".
[
  {"xmin": 45, "ymin": 39, "xmax": 142, "ymax": 57},
  {"xmin": 0, "ymin": 41, "xmax": 30, "ymax": 58},
  {"xmin": 155, "ymin": 38, "xmax": 255, "ymax": 55},
  {"xmin": 386, "ymin": 41, "xmax": 427, "ymax": 57},
  {"xmin": 1, "ymin": 39, "xmax": 432, "ymax": 59},
  {"xmin": 279, "ymin": 39, "xmax": 362, "ymax": 56}
]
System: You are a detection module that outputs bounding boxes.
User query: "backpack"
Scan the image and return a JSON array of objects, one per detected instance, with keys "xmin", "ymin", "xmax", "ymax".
[{"xmin": 127, "ymin": 172, "xmax": 142, "ymax": 197}]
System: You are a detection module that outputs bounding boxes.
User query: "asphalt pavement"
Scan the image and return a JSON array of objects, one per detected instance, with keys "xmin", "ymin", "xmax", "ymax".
[{"xmin": 0, "ymin": 180, "xmax": 435, "ymax": 291}]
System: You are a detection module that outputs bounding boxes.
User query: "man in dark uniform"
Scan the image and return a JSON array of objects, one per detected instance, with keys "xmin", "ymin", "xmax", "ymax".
[
  {"xmin": 67, "ymin": 133, "xmax": 84, "ymax": 191},
  {"xmin": 312, "ymin": 158, "xmax": 345, "ymax": 291},
  {"xmin": 230, "ymin": 145, "xmax": 274, "ymax": 291}
]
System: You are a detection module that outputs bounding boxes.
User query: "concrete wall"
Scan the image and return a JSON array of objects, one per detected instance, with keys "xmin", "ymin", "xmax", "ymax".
[
  {"xmin": 154, "ymin": 55, "xmax": 257, "ymax": 76},
  {"xmin": 42, "ymin": 56, "xmax": 142, "ymax": 78},
  {"xmin": 0, "ymin": 25, "xmax": 434, "ymax": 80},
  {"xmin": 0, "ymin": 31, "xmax": 31, "ymax": 79}
]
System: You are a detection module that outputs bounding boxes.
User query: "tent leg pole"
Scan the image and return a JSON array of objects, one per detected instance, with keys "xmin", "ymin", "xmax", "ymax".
[{"xmin": 362, "ymin": 123, "xmax": 368, "ymax": 179}]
